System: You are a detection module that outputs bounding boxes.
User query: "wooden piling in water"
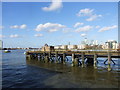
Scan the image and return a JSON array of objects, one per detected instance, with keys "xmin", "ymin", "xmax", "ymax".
[
  {"xmin": 55, "ymin": 51, "xmax": 59, "ymax": 63},
  {"xmin": 94, "ymin": 54, "xmax": 97, "ymax": 69},
  {"xmin": 72, "ymin": 53, "xmax": 75, "ymax": 66},
  {"xmin": 63, "ymin": 53, "xmax": 66, "ymax": 64},
  {"xmin": 73, "ymin": 58, "xmax": 79, "ymax": 66},
  {"xmin": 108, "ymin": 52, "xmax": 111, "ymax": 71},
  {"xmin": 44, "ymin": 56, "xmax": 49, "ymax": 63},
  {"xmin": 81, "ymin": 52, "xmax": 85, "ymax": 68}
]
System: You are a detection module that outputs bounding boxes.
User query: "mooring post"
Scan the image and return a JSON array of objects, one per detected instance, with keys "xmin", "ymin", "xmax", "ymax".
[
  {"xmin": 94, "ymin": 53, "xmax": 97, "ymax": 69},
  {"xmin": 55, "ymin": 51, "xmax": 59, "ymax": 63},
  {"xmin": 108, "ymin": 52, "xmax": 111, "ymax": 71},
  {"xmin": 72, "ymin": 53, "xmax": 75, "ymax": 66},
  {"xmin": 81, "ymin": 52, "xmax": 85, "ymax": 68}
]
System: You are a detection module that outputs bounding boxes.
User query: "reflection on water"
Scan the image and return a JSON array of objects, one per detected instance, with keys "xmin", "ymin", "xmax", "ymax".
[
  {"xmin": 26, "ymin": 59, "xmax": 120, "ymax": 88},
  {"xmin": 2, "ymin": 50, "xmax": 120, "ymax": 88}
]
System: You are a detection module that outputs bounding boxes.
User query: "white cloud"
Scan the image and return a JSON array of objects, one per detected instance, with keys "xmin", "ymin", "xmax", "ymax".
[
  {"xmin": 95, "ymin": 25, "xmax": 100, "ymax": 29},
  {"xmin": 0, "ymin": 35, "xmax": 5, "ymax": 38},
  {"xmin": 62, "ymin": 28, "xmax": 72, "ymax": 33},
  {"xmin": 10, "ymin": 25, "xmax": 19, "ymax": 29},
  {"xmin": 86, "ymin": 14, "xmax": 102, "ymax": 21},
  {"xmin": 80, "ymin": 33, "xmax": 87, "ymax": 37},
  {"xmin": 20, "ymin": 24, "xmax": 27, "ymax": 29},
  {"xmin": 10, "ymin": 34, "xmax": 19, "ymax": 38},
  {"xmin": 98, "ymin": 25, "xmax": 117, "ymax": 32},
  {"xmin": 42, "ymin": 0, "xmax": 62, "ymax": 11},
  {"xmin": 77, "ymin": 8, "xmax": 102, "ymax": 21},
  {"xmin": 34, "ymin": 34, "xmax": 43, "ymax": 37},
  {"xmin": 77, "ymin": 8, "xmax": 94, "ymax": 17},
  {"xmin": 0, "ymin": 26, "xmax": 4, "ymax": 30},
  {"xmin": 10, "ymin": 24, "xmax": 27, "ymax": 29},
  {"xmin": 75, "ymin": 25, "xmax": 93, "ymax": 32},
  {"xmin": 74, "ymin": 22, "xmax": 84, "ymax": 28},
  {"xmin": 35, "ymin": 22, "xmax": 66, "ymax": 32}
]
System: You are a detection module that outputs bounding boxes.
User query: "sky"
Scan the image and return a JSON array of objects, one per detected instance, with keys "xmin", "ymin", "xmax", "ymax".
[{"xmin": 0, "ymin": 2, "xmax": 118, "ymax": 48}]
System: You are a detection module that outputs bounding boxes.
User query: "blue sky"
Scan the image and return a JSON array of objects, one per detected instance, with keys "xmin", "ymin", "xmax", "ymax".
[{"xmin": 1, "ymin": 2, "xmax": 118, "ymax": 48}]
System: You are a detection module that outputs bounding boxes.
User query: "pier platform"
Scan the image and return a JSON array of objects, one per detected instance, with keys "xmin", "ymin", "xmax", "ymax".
[{"xmin": 26, "ymin": 50, "xmax": 120, "ymax": 71}]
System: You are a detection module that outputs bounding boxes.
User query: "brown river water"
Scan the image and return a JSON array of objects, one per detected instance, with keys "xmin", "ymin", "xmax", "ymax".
[{"xmin": 2, "ymin": 50, "xmax": 120, "ymax": 88}]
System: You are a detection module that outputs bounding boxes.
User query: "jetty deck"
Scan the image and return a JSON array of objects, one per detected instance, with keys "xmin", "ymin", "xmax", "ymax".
[{"xmin": 26, "ymin": 50, "xmax": 120, "ymax": 71}]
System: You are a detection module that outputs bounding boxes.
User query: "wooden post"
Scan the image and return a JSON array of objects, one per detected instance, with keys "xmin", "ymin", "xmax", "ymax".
[
  {"xmin": 72, "ymin": 53, "xmax": 75, "ymax": 66},
  {"xmin": 44, "ymin": 56, "xmax": 49, "ymax": 63},
  {"xmin": 42, "ymin": 52, "xmax": 46, "ymax": 60},
  {"xmin": 30, "ymin": 54, "xmax": 34, "ymax": 60},
  {"xmin": 34, "ymin": 54, "xmax": 38, "ymax": 60},
  {"xmin": 63, "ymin": 53, "xmax": 66, "ymax": 64},
  {"xmin": 81, "ymin": 52, "xmax": 85, "ymax": 68},
  {"xmin": 38, "ymin": 54, "xmax": 40, "ymax": 61},
  {"xmin": 108, "ymin": 52, "xmax": 111, "ymax": 71},
  {"xmin": 26, "ymin": 55, "xmax": 31, "ymax": 60},
  {"xmin": 73, "ymin": 58, "xmax": 79, "ymax": 66},
  {"xmin": 48, "ymin": 52, "xmax": 51, "ymax": 62},
  {"xmin": 55, "ymin": 51, "xmax": 59, "ymax": 63},
  {"xmin": 94, "ymin": 54, "xmax": 97, "ymax": 69}
]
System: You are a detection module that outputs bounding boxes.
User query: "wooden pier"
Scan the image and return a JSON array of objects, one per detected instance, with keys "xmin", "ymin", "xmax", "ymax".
[{"xmin": 26, "ymin": 50, "xmax": 120, "ymax": 71}]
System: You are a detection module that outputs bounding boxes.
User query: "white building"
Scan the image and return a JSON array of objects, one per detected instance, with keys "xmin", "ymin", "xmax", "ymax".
[
  {"xmin": 103, "ymin": 40, "xmax": 118, "ymax": 49},
  {"xmin": 54, "ymin": 45, "xmax": 62, "ymax": 49},
  {"xmin": 68, "ymin": 45, "xmax": 77, "ymax": 50},
  {"xmin": 60, "ymin": 45, "xmax": 68, "ymax": 49},
  {"xmin": 77, "ymin": 44, "xmax": 86, "ymax": 49}
]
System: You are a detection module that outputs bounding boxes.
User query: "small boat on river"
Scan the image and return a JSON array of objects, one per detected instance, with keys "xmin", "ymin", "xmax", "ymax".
[{"xmin": 4, "ymin": 50, "xmax": 11, "ymax": 53}]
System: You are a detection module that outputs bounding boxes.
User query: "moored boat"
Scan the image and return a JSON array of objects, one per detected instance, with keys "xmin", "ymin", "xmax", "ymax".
[{"xmin": 4, "ymin": 50, "xmax": 11, "ymax": 53}]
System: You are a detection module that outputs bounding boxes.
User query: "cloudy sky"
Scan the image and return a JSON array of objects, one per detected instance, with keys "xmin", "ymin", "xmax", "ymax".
[{"xmin": 1, "ymin": 2, "xmax": 118, "ymax": 48}]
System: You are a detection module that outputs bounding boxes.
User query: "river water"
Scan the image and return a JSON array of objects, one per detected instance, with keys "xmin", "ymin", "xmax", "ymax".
[{"xmin": 2, "ymin": 50, "xmax": 120, "ymax": 88}]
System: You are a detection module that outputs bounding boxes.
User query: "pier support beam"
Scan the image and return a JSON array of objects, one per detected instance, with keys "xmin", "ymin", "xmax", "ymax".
[
  {"xmin": 48, "ymin": 52, "xmax": 52, "ymax": 63},
  {"xmin": 38, "ymin": 54, "xmax": 41, "ymax": 61},
  {"xmin": 55, "ymin": 52, "xmax": 59, "ymax": 63},
  {"xmin": 61, "ymin": 53, "xmax": 66, "ymax": 64},
  {"xmin": 44, "ymin": 56, "xmax": 49, "ymax": 63},
  {"xmin": 94, "ymin": 54, "xmax": 97, "ymax": 69},
  {"xmin": 34, "ymin": 54, "xmax": 38, "ymax": 60},
  {"xmin": 63, "ymin": 53, "xmax": 66, "ymax": 64},
  {"xmin": 81, "ymin": 53, "xmax": 85, "ymax": 68},
  {"xmin": 27, "ymin": 54, "xmax": 34, "ymax": 60},
  {"xmin": 73, "ymin": 58, "xmax": 79, "ymax": 66},
  {"xmin": 108, "ymin": 52, "xmax": 112, "ymax": 71},
  {"xmin": 71, "ymin": 53, "xmax": 75, "ymax": 66},
  {"xmin": 26, "ymin": 55, "xmax": 31, "ymax": 60}
]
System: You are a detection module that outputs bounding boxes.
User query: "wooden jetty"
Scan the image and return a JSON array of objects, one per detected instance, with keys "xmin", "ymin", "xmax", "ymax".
[{"xmin": 26, "ymin": 50, "xmax": 120, "ymax": 71}]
